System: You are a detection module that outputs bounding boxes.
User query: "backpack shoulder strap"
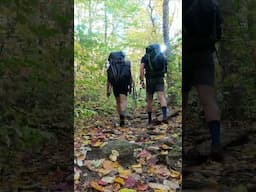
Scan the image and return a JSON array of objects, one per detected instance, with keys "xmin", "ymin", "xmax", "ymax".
[{"xmin": 147, "ymin": 54, "xmax": 154, "ymax": 71}]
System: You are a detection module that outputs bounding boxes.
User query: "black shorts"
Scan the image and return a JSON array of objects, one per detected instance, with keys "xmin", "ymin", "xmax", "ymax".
[
  {"xmin": 146, "ymin": 77, "xmax": 165, "ymax": 95},
  {"xmin": 112, "ymin": 80, "xmax": 129, "ymax": 97},
  {"xmin": 183, "ymin": 51, "xmax": 215, "ymax": 92}
]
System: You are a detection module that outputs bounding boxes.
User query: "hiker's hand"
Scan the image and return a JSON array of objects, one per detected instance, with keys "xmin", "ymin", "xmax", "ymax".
[
  {"xmin": 107, "ymin": 90, "xmax": 111, "ymax": 97},
  {"xmin": 140, "ymin": 81, "xmax": 145, "ymax": 89},
  {"xmin": 128, "ymin": 85, "xmax": 132, "ymax": 94}
]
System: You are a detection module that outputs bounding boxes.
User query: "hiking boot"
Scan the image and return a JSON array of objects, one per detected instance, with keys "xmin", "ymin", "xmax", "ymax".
[
  {"xmin": 210, "ymin": 144, "xmax": 223, "ymax": 162},
  {"xmin": 183, "ymin": 148, "xmax": 208, "ymax": 166},
  {"xmin": 146, "ymin": 122, "xmax": 154, "ymax": 130},
  {"xmin": 162, "ymin": 119, "xmax": 168, "ymax": 124},
  {"xmin": 119, "ymin": 120, "xmax": 125, "ymax": 127}
]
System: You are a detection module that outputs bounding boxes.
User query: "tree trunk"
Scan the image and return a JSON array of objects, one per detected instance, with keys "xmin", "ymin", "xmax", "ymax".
[
  {"xmin": 163, "ymin": 0, "xmax": 171, "ymax": 57},
  {"xmin": 148, "ymin": 0, "xmax": 157, "ymax": 35},
  {"xmin": 88, "ymin": 0, "xmax": 92, "ymax": 35},
  {"xmin": 104, "ymin": 0, "xmax": 108, "ymax": 46}
]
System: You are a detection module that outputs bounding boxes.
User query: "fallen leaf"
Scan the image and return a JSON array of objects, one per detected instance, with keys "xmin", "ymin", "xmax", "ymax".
[
  {"xmin": 160, "ymin": 144, "xmax": 170, "ymax": 150},
  {"xmin": 148, "ymin": 155, "xmax": 158, "ymax": 166},
  {"xmin": 103, "ymin": 160, "xmax": 115, "ymax": 170},
  {"xmin": 148, "ymin": 182, "xmax": 170, "ymax": 191},
  {"xmin": 131, "ymin": 164, "xmax": 143, "ymax": 173},
  {"xmin": 125, "ymin": 176, "xmax": 137, "ymax": 188},
  {"xmin": 160, "ymin": 150, "xmax": 168, "ymax": 155},
  {"xmin": 109, "ymin": 150, "xmax": 119, "ymax": 161},
  {"xmin": 149, "ymin": 165, "xmax": 170, "ymax": 178},
  {"xmin": 169, "ymin": 169, "xmax": 181, "ymax": 179},
  {"xmin": 163, "ymin": 179, "xmax": 180, "ymax": 190},
  {"xmin": 98, "ymin": 180, "xmax": 107, "ymax": 186},
  {"xmin": 92, "ymin": 159, "xmax": 104, "ymax": 168},
  {"xmin": 119, "ymin": 169, "xmax": 132, "ymax": 179},
  {"xmin": 77, "ymin": 153, "xmax": 85, "ymax": 161},
  {"xmin": 91, "ymin": 140, "xmax": 104, "ymax": 147},
  {"xmin": 119, "ymin": 188, "xmax": 136, "ymax": 192},
  {"xmin": 137, "ymin": 183, "xmax": 149, "ymax": 191},
  {"xmin": 90, "ymin": 181, "xmax": 105, "ymax": 192},
  {"xmin": 76, "ymin": 159, "xmax": 83, "ymax": 167},
  {"xmin": 74, "ymin": 172, "xmax": 80, "ymax": 181},
  {"xmin": 98, "ymin": 168, "xmax": 112, "ymax": 176},
  {"xmin": 100, "ymin": 176, "xmax": 115, "ymax": 184},
  {"xmin": 131, "ymin": 164, "xmax": 142, "ymax": 168},
  {"xmin": 114, "ymin": 177, "xmax": 125, "ymax": 185},
  {"xmin": 138, "ymin": 149, "xmax": 152, "ymax": 159},
  {"xmin": 112, "ymin": 183, "xmax": 121, "ymax": 191}
]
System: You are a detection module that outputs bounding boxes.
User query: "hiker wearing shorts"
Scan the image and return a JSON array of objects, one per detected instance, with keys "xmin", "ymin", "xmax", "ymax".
[
  {"xmin": 106, "ymin": 51, "xmax": 132, "ymax": 127},
  {"xmin": 140, "ymin": 44, "xmax": 168, "ymax": 125},
  {"xmin": 183, "ymin": 0, "xmax": 222, "ymax": 159}
]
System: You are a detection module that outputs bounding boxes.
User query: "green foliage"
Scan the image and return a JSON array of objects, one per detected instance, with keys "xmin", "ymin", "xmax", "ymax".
[
  {"xmin": 0, "ymin": 1, "xmax": 73, "ymax": 152},
  {"xmin": 167, "ymin": 37, "xmax": 182, "ymax": 105}
]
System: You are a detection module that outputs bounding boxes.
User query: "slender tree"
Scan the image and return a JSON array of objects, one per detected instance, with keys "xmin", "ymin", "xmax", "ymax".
[
  {"xmin": 148, "ymin": 0, "xmax": 157, "ymax": 35},
  {"xmin": 104, "ymin": 0, "xmax": 108, "ymax": 46},
  {"xmin": 163, "ymin": 0, "xmax": 171, "ymax": 57},
  {"xmin": 88, "ymin": 0, "xmax": 92, "ymax": 35}
]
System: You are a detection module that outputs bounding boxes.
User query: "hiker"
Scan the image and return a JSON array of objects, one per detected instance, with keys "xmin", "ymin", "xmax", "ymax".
[
  {"xmin": 140, "ymin": 44, "xmax": 168, "ymax": 125},
  {"xmin": 106, "ymin": 51, "xmax": 132, "ymax": 127},
  {"xmin": 183, "ymin": 0, "xmax": 222, "ymax": 159}
]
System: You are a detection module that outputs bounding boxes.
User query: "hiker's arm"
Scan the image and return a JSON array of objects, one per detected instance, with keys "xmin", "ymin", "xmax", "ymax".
[
  {"xmin": 106, "ymin": 80, "xmax": 111, "ymax": 97},
  {"xmin": 127, "ymin": 71, "xmax": 133, "ymax": 94},
  {"xmin": 140, "ymin": 62, "xmax": 145, "ymax": 88}
]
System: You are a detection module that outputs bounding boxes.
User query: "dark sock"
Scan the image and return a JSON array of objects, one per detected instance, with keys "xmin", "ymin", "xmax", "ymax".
[
  {"xmin": 208, "ymin": 120, "xmax": 220, "ymax": 146},
  {"xmin": 148, "ymin": 112, "xmax": 152, "ymax": 124},
  {"xmin": 162, "ymin": 106, "xmax": 167, "ymax": 120},
  {"xmin": 119, "ymin": 112, "xmax": 125, "ymax": 126}
]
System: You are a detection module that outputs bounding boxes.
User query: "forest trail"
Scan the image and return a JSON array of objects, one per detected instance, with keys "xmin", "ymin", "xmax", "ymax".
[
  {"xmin": 183, "ymin": 120, "xmax": 256, "ymax": 191},
  {"xmin": 74, "ymin": 106, "xmax": 182, "ymax": 191}
]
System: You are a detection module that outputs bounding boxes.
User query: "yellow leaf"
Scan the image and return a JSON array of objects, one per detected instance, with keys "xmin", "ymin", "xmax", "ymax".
[
  {"xmin": 161, "ymin": 144, "xmax": 170, "ymax": 150},
  {"xmin": 74, "ymin": 172, "xmax": 80, "ymax": 181},
  {"xmin": 119, "ymin": 169, "xmax": 132, "ymax": 179},
  {"xmin": 77, "ymin": 154, "xmax": 85, "ymax": 161},
  {"xmin": 131, "ymin": 164, "xmax": 142, "ymax": 168},
  {"xmin": 119, "ymin": 188, "xmax": 136, "ymax": 192},
  {"xmin": 103, "ymin": 160, "xmax": 115, "ymax": 170},
  {"xmin": 84, "ymin": 139, "xmax": 90, "ymax": 145},
  {"xmin": 170, "ymin": 169, "xmax": 181, "ymax": 178},
  {"xmin": 114, "ymin": 177, "xmax": 125, "ymax": 185},
  {"xmin": 160, "ymin": 150, "xmax": 168, "ymax": 155},
  {"xmin": 92, "ymin": 141, "xmax": 104, "ymax": 147},
  {"xmin": 100, "ymin": 142, "xmax": 108, "ymax": 148},
  {"xmin": 90, "ymin": 181, "xmax": 105, "ymax": 192}
]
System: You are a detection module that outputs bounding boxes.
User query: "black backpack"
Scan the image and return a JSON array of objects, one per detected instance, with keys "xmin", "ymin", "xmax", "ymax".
[
  {"xmin": 183, "ymin": 0, "xmax": 222, "ymax": 50},
  {"xmin": 145, "ymin": 44, "xmax": 167, "ymax": 76},
  {"xmin": 107, "ymin": 51, "xmax": 131, "ymax": 86}
]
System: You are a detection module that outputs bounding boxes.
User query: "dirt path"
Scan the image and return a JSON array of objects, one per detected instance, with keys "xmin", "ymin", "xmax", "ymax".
[
  {"xmin": 74, "ymin": 106, "xmax": 182, "ymax": 192},
  {"xmin": 183, "ymin": 121, "xmax": 256, "ymax": 192}
]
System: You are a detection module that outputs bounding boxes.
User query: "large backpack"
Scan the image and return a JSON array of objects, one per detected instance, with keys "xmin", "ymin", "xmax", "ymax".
[
  {"xmin": 145, "ymin": 44, "xmax": 167, "ymax": 76},
  {"xmin": 107, "ymin": 51, "xmax": 131, "ymax": 86},
  {"xmin": 183, "ymin": 0, "xmax": 222, "ymax": 51}
]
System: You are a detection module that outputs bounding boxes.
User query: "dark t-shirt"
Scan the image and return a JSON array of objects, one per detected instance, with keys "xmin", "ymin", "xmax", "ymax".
[{"xmin": 183, "ymin": 0, "xmax": 222, "ymax": 53}]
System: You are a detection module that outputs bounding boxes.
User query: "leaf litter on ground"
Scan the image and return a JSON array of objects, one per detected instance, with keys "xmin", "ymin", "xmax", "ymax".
[{"xmin": 74, "ymin": 107, "xmax": 182, "ymax": 192}]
